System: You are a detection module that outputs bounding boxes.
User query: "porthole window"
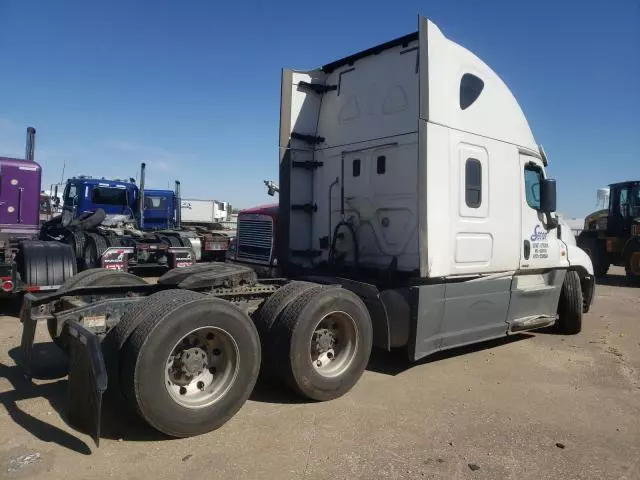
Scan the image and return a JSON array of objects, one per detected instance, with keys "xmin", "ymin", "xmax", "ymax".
[{"xmin": 460, "ymin": 73, "xmax": 484, "ymax": 110}]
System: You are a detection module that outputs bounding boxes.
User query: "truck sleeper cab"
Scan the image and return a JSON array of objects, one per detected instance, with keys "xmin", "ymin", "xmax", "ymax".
[
  {"xmin": 278, "ymin": 16, "xmax": 595, "ymax": 359},
  {"xmin": 19, "ymin": 17, "xmax": 594, "ymax": 445}
]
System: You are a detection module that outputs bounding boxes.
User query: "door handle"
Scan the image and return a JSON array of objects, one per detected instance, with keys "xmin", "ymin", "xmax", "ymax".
[{"xmin": 524, "ymin": 240, "xmax": 531, "ymax": 260}]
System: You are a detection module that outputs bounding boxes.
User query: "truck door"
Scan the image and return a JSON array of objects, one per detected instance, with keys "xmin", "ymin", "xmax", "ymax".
[
  {"xmin": 519, "ymin": 155, "xmax": 562, "ymax": 271},
  {"xmin": 508, "ymin": 154, "xmax": 565, "ymax": 324}
]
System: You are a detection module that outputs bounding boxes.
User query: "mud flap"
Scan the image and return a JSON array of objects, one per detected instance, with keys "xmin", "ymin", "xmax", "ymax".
[
  {"xmin": 66, "ymin": 320, "xmax": 107, "ymax": 447},
  {"xmin": 19, "ymin": 293, "xmax": 38, "ymax": 375},
  {"xmin": 168, "ymin": 247, "xmax": 195, "ymax": 268}
]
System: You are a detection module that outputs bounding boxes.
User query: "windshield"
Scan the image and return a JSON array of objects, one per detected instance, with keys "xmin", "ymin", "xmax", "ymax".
[
  {"xmin": 92, "ymin": 187, "xmax": 128, "ymax": 205},
  {"xmin": 145, "ymin": 195, "xmax": 169, "ymax": 210},
  {"xmin": 63, "ymin": 183, "xmax": 77, "ymax": 206}
]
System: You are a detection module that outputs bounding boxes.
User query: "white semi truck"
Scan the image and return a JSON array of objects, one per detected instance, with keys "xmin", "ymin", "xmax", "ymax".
[{"xmin": 19, "ymin": 16, "xmax": 594, "ymax": 445}]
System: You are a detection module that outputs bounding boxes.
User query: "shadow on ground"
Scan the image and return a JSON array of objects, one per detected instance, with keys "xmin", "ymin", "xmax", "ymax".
[
  {"xmin": 2, "ymin": 343, "xmax": 168, "ymax": 453},
  {"xmin": 0, "ymin": 296, "xmax": 23, "ymax": 317},
  {"xmin": 0, "ymin": 343, "xmax": 90, "ymax": 455},
  {"xmin": 595, "ymin": 272, "xmax": 637, "ymax": 288},
  {"xmin": 366, "ymin": 333, "xmax": 534, "ymax": 376},
  {"xmin": 1, "ymin": 332, "xmax": 536, "ymax": 451},
  {"xmin": 250, "ymin": 333, "xmax": 535, "ymax": 405}
]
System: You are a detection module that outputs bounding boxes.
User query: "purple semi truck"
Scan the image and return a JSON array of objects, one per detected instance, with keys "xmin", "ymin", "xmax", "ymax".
[{"xmin": 0, "ymin": 127, "xmax": 75, "ymax": 296}]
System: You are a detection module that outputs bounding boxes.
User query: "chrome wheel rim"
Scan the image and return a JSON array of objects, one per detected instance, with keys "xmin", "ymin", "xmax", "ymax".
[
  {"xmin": 165, "ymin": 327, "xmax": 239, "ymax": 409},
  {"xmin": 310, "ymin": 311, "xmax": 358, "ymax": 378}
]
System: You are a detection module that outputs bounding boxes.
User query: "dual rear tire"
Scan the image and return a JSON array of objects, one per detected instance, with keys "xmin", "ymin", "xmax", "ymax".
[
  {"xmin": 255, "ymin": 282, "xmax": 373, "ymax": 401},
  {"xmin": 117, "ymin": 283, "xmax": 372, "ymax": 437},
  {"xmin": 51, "ymin": 274, "xmax": 373, "ymax": 438},
  {"xmin": 116, "ymin": 290, "xmax": 261, "ymax": 437}
]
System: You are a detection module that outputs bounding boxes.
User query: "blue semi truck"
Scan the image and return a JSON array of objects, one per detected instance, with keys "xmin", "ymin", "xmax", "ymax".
[{"xmin": 41, "ymin": 163, "xmax": 230, "ymax": 272}]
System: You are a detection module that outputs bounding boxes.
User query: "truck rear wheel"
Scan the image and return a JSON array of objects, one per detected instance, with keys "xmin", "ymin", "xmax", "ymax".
[
  {"xmin": 623, "ymin": 239, "xmax": 640, "ymax": 282},
  {"xmin": 84, "ymin": 233, "xmax": 109, "ymax": 269},
  {"xmin": 47, "ymin": 270, "xmax": 148, "ymax": 351},
  {"xmin": 254, "ymin": 281, "xmax": 318, "ymax": 378},
  {"xmin": 253, "ymin": 281, "xmax": 317, "ymax": 336},
  {"xmin": 554, "ymin": 270, "xmax": 583, "ymax": 335},
  {"xmin": 120, "ymin": 291, "xmax": 261, "ymax": 437},
  {"xmin": 159, "ymin": 235, "xmax": 183, "ymax": 248},
  {"xmin": 68, "ymin": 231, "xmax": 88, "ymax": 269},
  {"xmin": 269, "ymin": 287, "xmax": 373, "ymax": 401}
]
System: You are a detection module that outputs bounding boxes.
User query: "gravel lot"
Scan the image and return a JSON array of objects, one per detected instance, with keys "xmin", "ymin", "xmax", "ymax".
[{"xmin": 0, "ymin": 267, "xmax": 638, "ymax": 479}]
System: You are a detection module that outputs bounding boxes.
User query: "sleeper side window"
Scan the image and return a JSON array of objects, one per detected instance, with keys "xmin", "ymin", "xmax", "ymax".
[
  {"xmin": 352, "ymin": 159, "xmax": 360, "ymax": 177},
  {"xmin": 460, "ymin": 73, "xmax": 484, "ymax": 110},
  {"xmin": 465, "ymin": 158, "xmax": 482, "ymax": 208}
]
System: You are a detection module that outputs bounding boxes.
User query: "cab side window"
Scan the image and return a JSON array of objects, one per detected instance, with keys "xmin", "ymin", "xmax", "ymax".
[
  {"xmin": 63, "ymin": 183, "xmax": 77, "ymax": 206},
  {"xmin": 618, "ymin": 188, "xmax": 629, "ymax": 218},
  {"xmin": 524, "ymin": 166, "xmax": 542, "ymax": 210}
]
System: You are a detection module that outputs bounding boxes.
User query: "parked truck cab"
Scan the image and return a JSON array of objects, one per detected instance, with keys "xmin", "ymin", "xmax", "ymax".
[
  {"xmin": 143, "ymin": 189, "xmax": 176, "ymax": 230},
  {"xmin": 229, "ymin": 203, "xmax": 278, "ymax": 276},
  {"xmin": 61, "ymin": 176, "xmax": 139, "ymax": 224},
  {"xmin": 278, "ymin": 17, "xmax": 595, "ymax": 359}
]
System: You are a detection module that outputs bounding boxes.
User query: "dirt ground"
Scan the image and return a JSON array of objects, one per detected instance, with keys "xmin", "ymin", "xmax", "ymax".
[{"xmin": 0, "ymin": 267, "xmax": 638, "ymax": 480}]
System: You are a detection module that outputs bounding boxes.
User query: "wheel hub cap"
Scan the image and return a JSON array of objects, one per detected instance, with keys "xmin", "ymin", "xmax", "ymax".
[
  {"xmin": 310, "ymin": 311, "xmax": 359, "ymax": 378},
  {"xmin": 170, "ymin": 347, "xmax": 208, "ymax": 385},
  {"xmin": 164, "ymin": 327, "xmax": 239, "ymax": 409}
]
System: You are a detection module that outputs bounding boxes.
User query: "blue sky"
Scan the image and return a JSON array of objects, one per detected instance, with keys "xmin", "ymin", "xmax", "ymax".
[{"xmin": 1, "ymin": 0, "xmax": 638, "ymax": 216}]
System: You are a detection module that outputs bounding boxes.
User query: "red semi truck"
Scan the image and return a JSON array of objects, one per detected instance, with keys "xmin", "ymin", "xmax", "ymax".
[{"xmin": 227, "ymin": 203, "xmax": 278, "ymax": 277}]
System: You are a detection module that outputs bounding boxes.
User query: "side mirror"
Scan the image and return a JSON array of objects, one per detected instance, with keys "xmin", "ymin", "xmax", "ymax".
[{"xmin": 540, "ymin": 178, "xmax": 557, "ymax": 213}]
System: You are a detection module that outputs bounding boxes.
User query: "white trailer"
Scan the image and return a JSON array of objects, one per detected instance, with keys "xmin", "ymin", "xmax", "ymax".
[{"xmin": 180, "ymin": 198, "xmax": 229, "ymax": 227}]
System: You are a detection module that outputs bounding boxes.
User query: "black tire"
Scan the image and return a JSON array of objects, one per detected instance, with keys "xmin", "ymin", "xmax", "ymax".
[
  {"xmin": 68, "ymin": 231, "xmax": 88, "ymax": 269},
  {"xmin": 120, "ymin": 291, "xmax": 261, "ymax": 437},
  {"xmin": 41, "ymin": 215, "xmax": 62, "ymax": 229},
  {"xmin": 70, "ymin": 208, "xmax": 106, "ymax": 230},
  {"xmin": 269, "ymin": 287, "xmax": 373, "ymax": 401},
  {"xmin": 17, "ymin": 240, "xmax": 77, "ymax": 288},
  {"xmin": 555, "ymin": 270, "xmax": 583, "ymax": 335},
  {"xmin": 254, "ymin": 281, "xmax": 318, "ymax": 378},
  {"xmin": 84, "ymin": 233, "xmax": 109, "ymax": 269},
  {"xmin": 47, "ymin": 270, "xmax": 148, "ymax": 352},
  {"xmin": 622, "ymin": 239, "xmax": 640, "ymax": 282},
  {"xmin": 160, "ymin": 235, "xmax": 183, "ymax": 247},
  {"xmin": 106, "ymin": 234, "xmax": 123, "ymax": 247},
  {"xmin": 577, "ymin": 236, "xmax": 609, "ymax": 277},
  {"xmin": 253, "ymin": 281, "xmax": 318, "ymax": 336}
]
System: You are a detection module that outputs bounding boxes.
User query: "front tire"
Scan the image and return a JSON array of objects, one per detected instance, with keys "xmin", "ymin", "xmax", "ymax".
[
  {"xmin": 120, "ymin": 291, "xmax": 261, "ymax": 437},
  {"xmin": 269, "ymin": 287, "xmax": 373, "ymax": 401},
  {"xmin": 555, "ymin": 270, "xmax": 583, "ymax": 335}
]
